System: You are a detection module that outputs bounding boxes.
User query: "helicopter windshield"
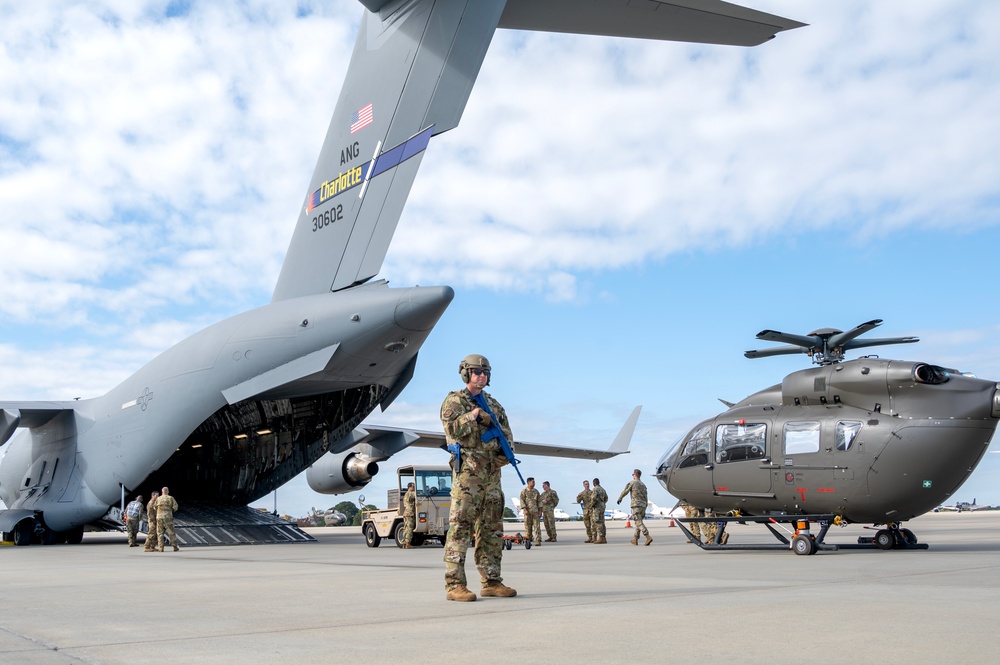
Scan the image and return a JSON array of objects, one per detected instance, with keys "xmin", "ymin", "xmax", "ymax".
[{"xmin": 655, "ymin": 435, "xmax": 684, "ymax": 477}]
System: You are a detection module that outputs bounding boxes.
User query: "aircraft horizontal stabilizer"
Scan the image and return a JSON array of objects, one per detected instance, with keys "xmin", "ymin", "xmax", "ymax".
[{"xmin": 499, "ymin": 0, "xmax": 806, "ymax": 47}]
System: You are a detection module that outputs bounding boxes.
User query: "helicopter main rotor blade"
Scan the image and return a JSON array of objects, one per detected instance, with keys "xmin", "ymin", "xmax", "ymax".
[
  {"xmin": 827, "ymin": 319, "xmax": 883, "ymax": 349},
  {"xmin": 745, "ymin": 345, "xmax": 809, "ymax": 359},
  {"xmin": 755, "ymin": 329, "xmax": 819, "ymax": 349},
  {"xmin": 842, "ymin": 336, "xmax": 920, "ymax": 351}
]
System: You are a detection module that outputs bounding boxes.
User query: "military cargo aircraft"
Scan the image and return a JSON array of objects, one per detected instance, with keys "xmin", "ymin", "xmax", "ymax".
[
  {"xmin": 656, "ymin": 320, "xmax": 1000, "ymax": 554},
  {"xmin": 0, "ymin": 0, "xmax": 804, "ymax": 546}
]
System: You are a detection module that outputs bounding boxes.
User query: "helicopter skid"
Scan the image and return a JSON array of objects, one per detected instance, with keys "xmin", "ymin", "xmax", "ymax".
[{"xmin": 676, "ymin": 514, "xmax": 927, "ymax": 555}]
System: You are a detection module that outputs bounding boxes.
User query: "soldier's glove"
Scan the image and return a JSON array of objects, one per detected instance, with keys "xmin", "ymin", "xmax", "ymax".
[
  {"xmin": 476, "ymin": 411, "xmax": 492, "ymax": 427},
  {"xmin": 617, "ymin": 500, "xmax": 622, "ymax": 505}
]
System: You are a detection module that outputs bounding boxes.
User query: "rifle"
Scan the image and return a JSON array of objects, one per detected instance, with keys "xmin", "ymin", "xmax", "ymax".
[{"xmin": 471, "ymin": 392, "xmax": 525, "ymax": 485}]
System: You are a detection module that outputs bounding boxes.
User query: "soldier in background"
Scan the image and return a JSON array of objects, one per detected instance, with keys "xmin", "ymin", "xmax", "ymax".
[
  {"xmin": 441, "ymin": 354, "xmax": 517, "ymax": 602},
  {"xmin": 680, "ymin": 500, "xmax": 704, "ymax": 544},
  {"xmin": 519, "ymin": 477, "xmax": 542, "ymax": 546},
  {"xmin": 591, "ymin": 478, "xmax": 609, "ymax": 544},
  {"xmin": 617, "ymin": 469, "xmax": 652, "ymax": 546},
  {"xmin": 143, "ymin": 491, "xmax": 160, "ymax": 552},
  {"xmin": 576, "ymin": 480, "xmax": 595, "ymax": 542},
  {"xmin": 155, "ymin": 486, "xmax": 180, "ymax": 552},
  {"xmin": 402, "ymin": 482, "xmax": 416, "ymax": 549},
  {"xmin": 124, "ymin": 494, "xmax": 144, "ymax": 547},
  {"xmin": 539, "ymin": 481, "xmax": 559, "ymax": 542}
]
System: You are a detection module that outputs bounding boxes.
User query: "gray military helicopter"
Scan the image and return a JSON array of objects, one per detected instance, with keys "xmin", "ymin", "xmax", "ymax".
[{"xmin": 656, "ymin": 320, "xmax": 1000, "ymax": 554}]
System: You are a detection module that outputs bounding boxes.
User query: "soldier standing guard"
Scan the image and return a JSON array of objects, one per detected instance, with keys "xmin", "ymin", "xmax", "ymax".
[
  {"xmin": 617, "ymin": 469, "xmax": 652, "ymax": 546},
  {"xmin": 539, "ymin": 481, "xmax": 559, "ymax": 542},
  {"xmin": 591, "ymin": 478, "xmax": 609, "ymax": 543},
  {"xmin": 576, "ymin": 480, "xmax": 595, "ymax": 542},
  {"xmin": 143, "ymin": 491, "xmax": 160, "ymax": 552},
  {"xmin": 441, "ymin": 354, "xmax": 517, "ymax": 602},
  {"xmin": 519, "ymin": 477, "xmax": 542, "ymax": 546}
]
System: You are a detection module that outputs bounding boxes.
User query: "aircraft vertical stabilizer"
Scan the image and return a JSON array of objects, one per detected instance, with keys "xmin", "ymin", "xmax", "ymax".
[{"xmin": 272, "ymin": 0, "xmax": 508, "ymax": 301}]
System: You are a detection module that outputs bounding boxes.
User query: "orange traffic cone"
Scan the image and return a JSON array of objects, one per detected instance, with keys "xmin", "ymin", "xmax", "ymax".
[
  {"xmin": 669, "ymin": 519, "xmax": 676, "ymax": 527},
  {"xmin": 625, "ymin": 518, "xmax": 632, "ymax": 528}
]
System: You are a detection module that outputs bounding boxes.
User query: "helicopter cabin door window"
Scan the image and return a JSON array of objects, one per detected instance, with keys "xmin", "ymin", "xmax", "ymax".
[
  {"xmin": 716, "ymin": 423, "xmax": 767, "ymax": 463},
  {"xmin": 836, "ymin": 421, "xmax": 863, "ymax": 451},
  {"xmin": 784, "ymin": 421, "xmax": 821, "ymax": 455}
]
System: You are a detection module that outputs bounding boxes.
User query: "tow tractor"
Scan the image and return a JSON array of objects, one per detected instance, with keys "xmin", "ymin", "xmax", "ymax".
[{"xmin": 361, "ymin": 465, "xmax": 451, "ymax": 548}]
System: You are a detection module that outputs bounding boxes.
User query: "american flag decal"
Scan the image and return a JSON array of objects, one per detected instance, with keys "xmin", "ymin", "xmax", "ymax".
[{"xmin": 350, "ymin": 103, "xmax": 373, "ymax": 133}]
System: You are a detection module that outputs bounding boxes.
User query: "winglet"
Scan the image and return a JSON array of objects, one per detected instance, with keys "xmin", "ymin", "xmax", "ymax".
[{"xmin": 608, "ymin": 405, "xmax": 641, "ymax": 454}]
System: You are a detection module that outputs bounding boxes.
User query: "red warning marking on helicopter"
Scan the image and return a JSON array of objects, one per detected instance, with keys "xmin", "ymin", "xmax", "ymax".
[
  {"xmin": 714, "ymin": 486, "xmax": 729, "ymax": 492},
  {"xmin": 796, "ymin": 487, "xmax": 807, "ymax": 501},
  {"xmin": 817, "ymin": 487, "xmax": 835, "ymax": 493}
]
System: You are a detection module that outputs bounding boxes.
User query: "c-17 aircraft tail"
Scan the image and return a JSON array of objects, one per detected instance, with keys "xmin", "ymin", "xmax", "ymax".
[{"xmin": 1, "ymin": 0, "xmax": 802, "ymax": 546}]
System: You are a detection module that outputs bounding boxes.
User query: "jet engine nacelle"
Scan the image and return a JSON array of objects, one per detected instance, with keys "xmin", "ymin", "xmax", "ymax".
[{"xmin": 306, "ymin": 449, "xmax": 379, "ymax": 495}]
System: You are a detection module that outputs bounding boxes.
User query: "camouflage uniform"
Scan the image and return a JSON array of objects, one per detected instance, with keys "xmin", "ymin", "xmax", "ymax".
[
  {"xmin": 143, "ymin": 494, "xmax": 159, "ymax": 551},
  {"xmin": 539, "ymin": 487, "xmax": 559, "ymax": 541},
  {"xmin": 441, "ymin": 388, "xmax": 512, "ymax": 593},
  {"xmin": 124, "ymin": 498, "xmax": 144, "ymax": 547},
  {"xmin": 402, "ymin": 486, "xmax": 416, "ymax": 547},
  {"xmin": 591, "ymin": 483, "xmax": 609, "ymax": 542},
  {"xmin": 155, "ymin": 493, "xmax": 180, "ymax": 552},
  {"xmin": 702, "ymin": 510, "xmax": 729, "ymax": 545},
  {"xmin": 576, "ymin": 488, "xmax": 594, "ymax": 541},
  {"xmin": 681, "ymin": 500, "xmax": 704, "ymax": 543},
  {"xmin": 519, "ymin": 484, "xmax": 541, "ymax": 545},
  {"xmin": 617, "ymin": 479, "xmax": 650, "ymax": 543}
]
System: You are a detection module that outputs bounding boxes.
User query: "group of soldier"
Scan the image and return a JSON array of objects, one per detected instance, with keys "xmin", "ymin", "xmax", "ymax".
[
  {"xmin": 122, "ymin": 486, "xmax": 180, "ymax": 552},
  {"xmin": 572, "ymin": 470, "xmax": 653, "ymax": 546},
  {"xmin": 517, "ymin": 477, "xmax": 559, "ymax": 545}
]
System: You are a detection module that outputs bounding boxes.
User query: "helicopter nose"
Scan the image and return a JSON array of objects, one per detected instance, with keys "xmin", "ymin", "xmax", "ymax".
[{"xmin": 394, "ymin": 285, "xmax": 455, "ymax": 332}]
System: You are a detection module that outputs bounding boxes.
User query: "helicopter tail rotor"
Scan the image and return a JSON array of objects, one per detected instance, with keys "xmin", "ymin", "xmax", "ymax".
[{"xmin": 744, "ymin": 320, "xmax": 919, "ymax": 365}]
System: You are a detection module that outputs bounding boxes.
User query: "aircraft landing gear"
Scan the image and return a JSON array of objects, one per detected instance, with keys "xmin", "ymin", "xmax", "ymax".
[{"xmin": 863, "ymin": 523, "xmax": 925, "ymax": 550}]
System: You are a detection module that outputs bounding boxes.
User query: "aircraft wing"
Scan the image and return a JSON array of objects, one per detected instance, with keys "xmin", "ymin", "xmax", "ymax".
[
  {"xmin": 360, "ymin": 405, "xmax": 640, "ymax": 462},
  {"xmin": 498, "ymin": 0, "xmax": 806, "ymax": 47}
]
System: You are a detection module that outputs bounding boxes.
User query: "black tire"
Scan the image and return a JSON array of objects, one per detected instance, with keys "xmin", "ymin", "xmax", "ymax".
[
  {"xmin": 364, "ymin": 523, "xmax": 381, "ymax": 548},
  {"xmin": 394, "ymin": 521, "xmax": 406, "ymax": 548},
  {"xmin": 42, "ymin": 527, "xmax": 62, "ymax": 545},
  {"xmin": 65, "ymin": 526, "xmax": 84, "ymax": 545},
  {"xmin": 792, "ymin": 534, "xmax": 814, "ymax": 556},
  {"xmin": 13, "ymin": 520, "xmax": 33, "ymax": 546},
  {"xmin": 503, "ymin": 539, "xmax": 511, "ymax": 550},
  {"xmin": 524, "ymin": 539, "xmax": 532, "ymax": 550},
  {"xmin": 900, "ymin": 528, "xmax": 917, "ymax": 545},
  {"xmin": 411, "ymin": 534, "xmax": 426, "ymax": 547},
  {"xmin": 874, "ymin": 529, "xmax": 895, "ymax": 550}
]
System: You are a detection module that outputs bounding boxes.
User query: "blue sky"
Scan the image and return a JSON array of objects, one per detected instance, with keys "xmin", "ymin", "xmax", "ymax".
[{"xmin": 2, "ymin": 1, "xmax": 999, "ymax": 517}]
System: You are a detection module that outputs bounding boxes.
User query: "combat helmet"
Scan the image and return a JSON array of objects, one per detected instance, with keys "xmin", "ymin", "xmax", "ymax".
[{"xmin": 459, "ymin": 354, "xmax": 491, "ymax": 384}]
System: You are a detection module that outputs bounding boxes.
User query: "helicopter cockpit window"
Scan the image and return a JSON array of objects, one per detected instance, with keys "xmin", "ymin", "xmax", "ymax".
[
  {"xmin": 678, "ymin": 424, "xmax": 712, "ymax": 468},
  {"xmin": 836, "ymin": 421, "xmax": 863, "ymax": 451},
  {"xmin": 716, "ymin": 423, "xmax": 767, "ymax": 463},
  {"xmin": 784, "ymin": 421, "xmax": 821, "ymax": 455}
]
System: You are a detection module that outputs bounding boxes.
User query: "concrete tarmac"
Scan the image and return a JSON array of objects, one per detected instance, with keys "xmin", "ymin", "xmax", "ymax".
[{"xmin": 3, "ymin": 512, "xmax": 1000, "ymax": 664}]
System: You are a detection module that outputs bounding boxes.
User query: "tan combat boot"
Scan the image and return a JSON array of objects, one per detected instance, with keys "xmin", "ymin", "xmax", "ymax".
[
  {"xmin": 645, "ymin": 535, "xmax": 653, "ymax": 546},
  {"xmin": 584, "ymin": 538, "xmax": 593, "ymax": 543},
  {"xmin": 596, "ymin": 536, "xmax": 607, "ymax": 544},
  {"xmin": 480, "ymin": 582, "xmax": 517, "ymax": 598},
  {"xmin": 173, "ymin": 545, "xmax": 180, "ymax": 551},
  {"xmin": 446, "ymin": 586, "xmax": 477, "ymax": 602},
  {"xmin": 629, "ymin": 537, "xmax": 638, "ymax": 546}
]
